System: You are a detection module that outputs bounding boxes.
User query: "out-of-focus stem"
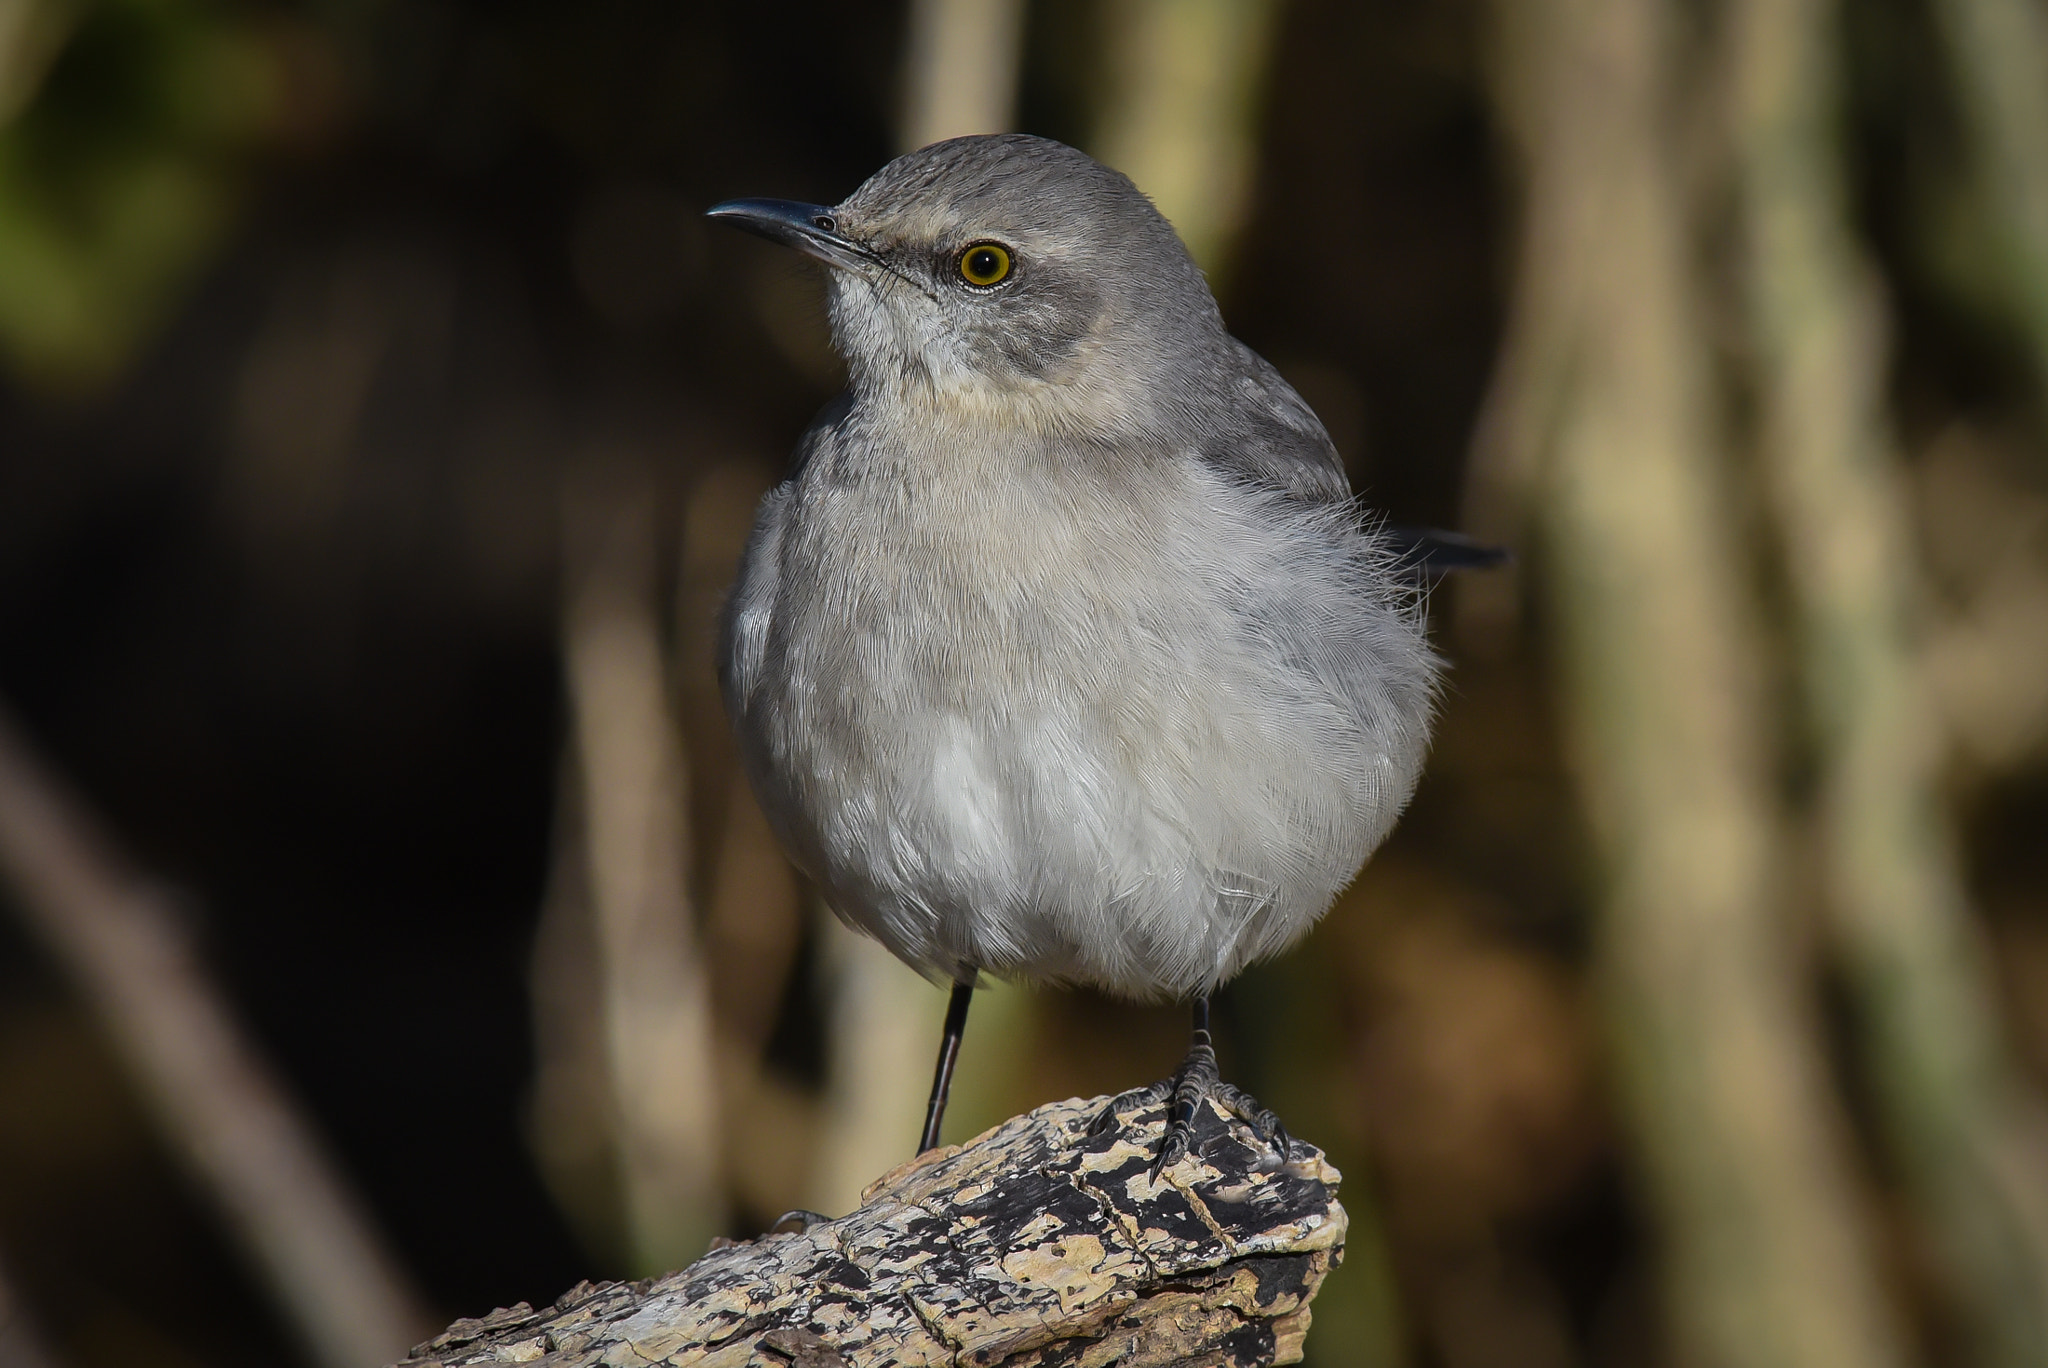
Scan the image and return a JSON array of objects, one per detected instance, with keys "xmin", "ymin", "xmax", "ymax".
[
  {"xmin": 527, "ymin": 746, "xmax": 624, "ymax": 1260},
  {"xmin": 808, "ymin": 920, "xmax": 945, "ymax": 1215},
  {"xmin": 1928, "ymin": 0, "xmax": 2048, "ymax": 407},
  {"xmin": 898, "ymin": 0, "xmax": 1026, "ymax": 151},
  {"xmin": 0, "ymin": 704, "xmax": 434, "ymax": 1368},
  {"xmin": 1455, "ymin": 18, "xmax": 1593, "ymax": 656},
  {"xmin": 0, "ymin": 0, "xmax": 76, "ymax": 127},
  {"xmin": 1728, "ymin": 0, "xmax": 2048, "ymax": 1360},
  {"xmin": 0, "ymin": 1247, "xmax": 61, "ymax": 1368},
  {"xmin": 562, "ymin": 473, "xmax": 724, "ymax": 1273},
  {"xmin": 1091, "ymin": 0, "xmax": 1279, "ymax": 277},
  {"xmin": 1487, "ymin": 2, "xmax": 1909, "ymax": 1366}
]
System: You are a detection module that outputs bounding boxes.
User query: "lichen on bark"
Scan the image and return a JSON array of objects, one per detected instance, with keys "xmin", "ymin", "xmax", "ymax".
[{"xmin": 398, "ymin": 1094, "xmax": 1347, "ymax": 1368}]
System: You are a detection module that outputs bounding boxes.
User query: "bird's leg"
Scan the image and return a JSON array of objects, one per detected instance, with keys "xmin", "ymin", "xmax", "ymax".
[
  {"xmin": 917, "ymin": 975, "xmax": 976, "ymax": 1153},
  {"xmin": 1090, "ymin": 996, "xmax": 1294, "ymax": 1169}
]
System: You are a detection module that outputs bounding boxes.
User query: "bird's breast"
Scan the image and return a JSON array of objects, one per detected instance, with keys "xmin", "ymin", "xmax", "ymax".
[
  {"xmin": 789, "ymin": 448, "xmax": 1198, "ymax": 700},
  {"xmin": 728, "ymin": 432, "xmax": 1432, "ymax": 996}
]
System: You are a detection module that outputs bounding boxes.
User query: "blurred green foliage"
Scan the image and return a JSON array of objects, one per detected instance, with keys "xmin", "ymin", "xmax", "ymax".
[{"xmin": 0, "ymin": 0, "xmax": 276, "ymax": 390}]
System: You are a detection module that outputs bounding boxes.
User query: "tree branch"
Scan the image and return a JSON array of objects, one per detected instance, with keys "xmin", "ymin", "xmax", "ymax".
[{"xmin": 398, "ymin": 1095, "xmax": 1347, "ymax": 1368}]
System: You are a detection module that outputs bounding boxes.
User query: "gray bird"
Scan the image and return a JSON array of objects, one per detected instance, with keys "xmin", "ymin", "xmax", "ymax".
[{"xmin": 710, "ymin": 133, "xmax": 1443, "ymax": 1169}]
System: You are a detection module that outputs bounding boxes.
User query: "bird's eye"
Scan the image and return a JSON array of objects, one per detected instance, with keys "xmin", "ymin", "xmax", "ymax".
[{"xmin": 957, "ymin": 242, "xmax": 1013, "ymax": 288}]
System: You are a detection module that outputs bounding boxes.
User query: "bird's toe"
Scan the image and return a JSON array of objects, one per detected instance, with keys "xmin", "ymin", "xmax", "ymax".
[
  {"xmin": 1212, "ymin": 1082, "xmax": 1295, "ymax": 1164},
  {"xmin": 1089, "ymin": 1080, "xmax": 1172, "ymax": 1135},
  {"xmin": 768, "ymin": 1209, "xmax": 833, "ymax": 1236}
]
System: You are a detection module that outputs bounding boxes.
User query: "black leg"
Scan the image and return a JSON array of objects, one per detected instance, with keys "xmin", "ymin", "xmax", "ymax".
[
  {"xmin": 1161, "ymin": 996, "xmax": 1219, "ymax": 1166},
  {"xmin": 918, "ymin": 976, "xmax": 975, "ymax": 1154}
]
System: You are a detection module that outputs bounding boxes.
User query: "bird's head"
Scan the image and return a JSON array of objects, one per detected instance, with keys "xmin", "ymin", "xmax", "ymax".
[{"xmin": 710, "ymin": 134, "xmax": 1226, "ymax": 439}]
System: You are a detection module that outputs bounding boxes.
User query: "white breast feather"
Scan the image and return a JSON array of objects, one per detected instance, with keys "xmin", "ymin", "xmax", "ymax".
[{"xmin": 722, "ymin": 443, "xmax": 1438, "ymax": 999}]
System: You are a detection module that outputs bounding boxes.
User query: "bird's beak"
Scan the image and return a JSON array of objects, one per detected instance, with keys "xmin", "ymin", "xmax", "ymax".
[{"xmin": 707, "ymin": 198, "xmax": 871, "ymax": 273}]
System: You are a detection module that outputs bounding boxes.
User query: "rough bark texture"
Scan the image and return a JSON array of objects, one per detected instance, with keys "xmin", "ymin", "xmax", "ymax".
[{"xmin": 397, "ymin": 1094, "xmax": 1346, "ymax": 1368}]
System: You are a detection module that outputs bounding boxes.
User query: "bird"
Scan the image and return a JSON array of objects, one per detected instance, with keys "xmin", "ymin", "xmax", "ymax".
[{"xmin": 709, "ymin": 133, "xmax": 1451, "ymax": 1172}]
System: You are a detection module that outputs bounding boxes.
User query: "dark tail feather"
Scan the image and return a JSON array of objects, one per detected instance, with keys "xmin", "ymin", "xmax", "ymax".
[{"xmin": 1382, "ymin": 526, "xmax": 1512, "ymax": 582}]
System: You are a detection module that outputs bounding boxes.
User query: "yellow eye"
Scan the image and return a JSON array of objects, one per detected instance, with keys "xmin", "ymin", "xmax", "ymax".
[{"xmin": 958, "ymin": 242, "xmax": 1012, "ymax": 287}]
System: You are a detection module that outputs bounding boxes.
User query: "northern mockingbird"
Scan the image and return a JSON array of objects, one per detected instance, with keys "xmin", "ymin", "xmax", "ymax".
[{"xmin": 711, "ymin": 133, "xmax": 1457, "ymax": 1171}]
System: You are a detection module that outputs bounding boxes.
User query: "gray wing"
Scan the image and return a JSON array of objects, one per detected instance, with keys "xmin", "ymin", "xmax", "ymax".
[
  {"xmin": 719, "ymin": 395, "xmax": 850, "ymax": 719},
  {"xmin": 717, "ymin": 480, "xmax": 788, "ymax": 720},
  {"xmin": 1196, "ymin": 339, "xmax": 1353, "ymax": 505},
  {"xmin": 719, "ymin": 394, "xmax": 860, "ymax": 716}
]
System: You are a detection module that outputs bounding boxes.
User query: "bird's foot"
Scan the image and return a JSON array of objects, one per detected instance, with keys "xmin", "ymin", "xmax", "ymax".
[
  {"xmin": 1089, "ymin": 1038, "xmax": 1295, "ymax": 1172},
  {"xmin": 707, "ymin": 1208, "xmax": 833, "ymax": 1253},
  {"xmin": 1088, "ymin": 1078, "xmax": 1173, "ymax": 1135},
  {"xmin": 768, "ymin": 1209, "xmax": 832, "ymax": 1236}
]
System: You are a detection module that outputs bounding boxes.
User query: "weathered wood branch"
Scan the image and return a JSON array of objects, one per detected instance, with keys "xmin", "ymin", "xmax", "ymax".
[{"xmin": 398, "ymin": 1095, "xmax": 1347, "ymax": 1368}]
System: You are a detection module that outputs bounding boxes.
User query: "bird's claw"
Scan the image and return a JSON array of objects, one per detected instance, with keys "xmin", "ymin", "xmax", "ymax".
[
  {"xmin": 1092, "ymin": 1042, "xmax": 1295, "ymax": 1172},
  {"xmin": 768, "ymin": 1209, "xmax": 832, "ymax": 1236}
]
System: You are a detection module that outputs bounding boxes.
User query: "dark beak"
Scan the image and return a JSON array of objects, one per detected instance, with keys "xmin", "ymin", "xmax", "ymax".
[{"xmin": 707, "ymin": 198, "xmax": 871, "ymax": 272}]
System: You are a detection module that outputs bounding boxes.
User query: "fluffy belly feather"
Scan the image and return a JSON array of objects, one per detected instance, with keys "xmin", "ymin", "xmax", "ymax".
[{"xmin": 726, "ymin": 460, "xmax": 1434, "ymax": 999}]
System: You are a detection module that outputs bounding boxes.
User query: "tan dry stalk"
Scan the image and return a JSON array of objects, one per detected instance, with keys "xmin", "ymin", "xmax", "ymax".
[
  {"xmin": 1727, "ymin": 0, "xmax": 2048, "ymax": 1359},
  {"xmin": 1486, "ymin": 0, "xmax": 1910, "ymax": 1364}
]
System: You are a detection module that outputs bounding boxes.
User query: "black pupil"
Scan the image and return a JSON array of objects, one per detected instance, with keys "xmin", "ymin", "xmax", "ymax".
[{"xmin": 969, "ymin": 249, "xmax": 1000, "ymax": 279}]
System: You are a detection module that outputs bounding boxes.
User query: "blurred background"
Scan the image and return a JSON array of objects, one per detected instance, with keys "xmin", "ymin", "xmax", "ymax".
[{"xmin": 2, "ymin": 0, "xmax": 2048, "ymax": 1366}]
